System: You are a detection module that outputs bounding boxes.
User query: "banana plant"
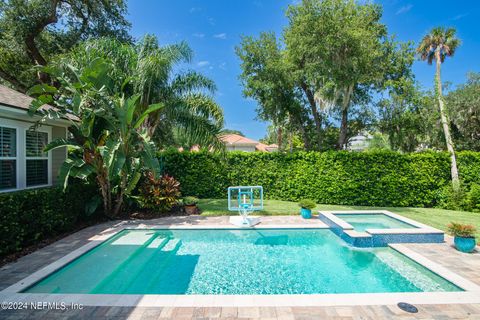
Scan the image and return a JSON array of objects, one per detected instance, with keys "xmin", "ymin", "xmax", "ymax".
[{"xmin": 29, "ymin": 58, "xmax": 162, "ymax": 217}]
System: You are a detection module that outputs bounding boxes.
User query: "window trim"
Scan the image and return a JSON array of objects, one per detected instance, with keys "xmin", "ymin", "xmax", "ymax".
[
  {"xmin": 25, "ymin": 128, "xmax": 51, "ymax": 189},
  {"xmin": 0, "ymin": 118, "xmax": 52, "ymax": 192},
  {"xmin": 0, "ymin": 125, "xmax": 18, "ymax": 191}
]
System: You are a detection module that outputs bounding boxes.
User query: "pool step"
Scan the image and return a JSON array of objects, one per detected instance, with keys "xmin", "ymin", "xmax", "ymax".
[
  {"xmin": 161, "ymin": 239, "xmax": 181, "ymax": 251},
  {"xmin": 90, "ymin": 233, "xmax": 170, "ymax": 293},
  {"xmin": 101, "ymin": 238, "xmax": 183, "ymax": 294},
  {"xmin": 376, "ymin": 251, "xmax": 450, "ymax": 292}
]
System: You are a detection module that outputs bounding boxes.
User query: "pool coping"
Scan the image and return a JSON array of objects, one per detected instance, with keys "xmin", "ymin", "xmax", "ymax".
[{"xmin": 1, "ymin": 222, "xmax": 479, "ymax": 307}]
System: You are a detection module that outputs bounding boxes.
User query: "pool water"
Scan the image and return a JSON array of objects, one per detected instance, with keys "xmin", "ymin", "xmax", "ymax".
[
  {"xmin": 335, "ymin": 214, "xmax": 417, "ymax": 232},
  {"xmin": 25, "ymin": 229, "xmax": 459, "ymax": 295}
]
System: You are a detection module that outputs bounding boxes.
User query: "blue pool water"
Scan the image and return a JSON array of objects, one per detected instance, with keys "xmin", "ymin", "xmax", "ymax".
[
  {"xmin": 335, "ymin": 214, "xmax": 417, "ymax": 232},
  {"xmin": 25, "ymin": 229, "xmax": 460, "ymax": 294}
]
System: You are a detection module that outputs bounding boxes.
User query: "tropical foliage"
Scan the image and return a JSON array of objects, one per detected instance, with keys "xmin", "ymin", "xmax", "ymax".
[
  {"xmin": 137, "ymin": 173, "xmax": 181, "ymax": 212},
  {"xmin": 29, "ymin": 58, "xmax": 163, "ymax": 217},
  {"xmin": 54, "ymin": 36, "xmax": 225, "ymax": 150},
  {"xmin": 447, "ymin": 222, "xmax": 476, "ymax": 238},
  {"xmin": 183, "ymin": 196, "xmax": 199, "ymax": 206},
  {"xmin": 298, "ymin": 199, "xmax": 316, "ymax": 210}
]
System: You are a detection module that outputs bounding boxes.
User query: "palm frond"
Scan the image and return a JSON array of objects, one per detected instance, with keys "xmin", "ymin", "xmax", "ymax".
[
  {"xmin": 169, "ymin": 108, "xmax": 225, "ymax": 151},
  {"xmin": 159, "ymin": 41, "xmax": 194, "ymax": 65},
  {"xmin": 171, "ymin": 71, "xmax": 217, "ymax": 95},
  {"xmin": 417, "ymin": 27, "xmax": 460, "ymax": 64},
  {"xmin": 172, "ymin": 93, "xmax": 223, "ymax": 124}
]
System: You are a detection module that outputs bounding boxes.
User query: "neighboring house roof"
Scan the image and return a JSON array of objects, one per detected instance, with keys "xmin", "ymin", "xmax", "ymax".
[
  {"xmin": 220, "ymin": 134, "xmax": 278, "ymax": 152},
  {"xmin": 0, "ymin": 84, "xmax": 77, "ymax": 121},
  {"xmin": 255, "ymin": 142, "xmax": 278, "ymax": 152},
  {"xmin": 220, "ymin": 133, "xmax": 259, "ymax": 146}
]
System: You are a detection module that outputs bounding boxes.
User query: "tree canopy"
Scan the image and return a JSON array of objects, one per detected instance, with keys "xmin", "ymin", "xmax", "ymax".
[
  {"xmin": 0, "ymin": 0, "xmax": 131, "ymax": 91},
  {"xmin": 236, "ymin": 0, "xmax": 415, "ymax": 151},
  {"xmin": 447, "ymin": 73, "xmax": 480, "ymax": 151}
]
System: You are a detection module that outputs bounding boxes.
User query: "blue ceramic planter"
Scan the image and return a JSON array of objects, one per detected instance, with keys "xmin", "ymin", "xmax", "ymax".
[
  {"xmin": 300, "ymin": 208, "xmax": 312, "ymax": 219},
  {"xmin": 454, "ymin": 236, "xmax": 476, "ymax": 253}
]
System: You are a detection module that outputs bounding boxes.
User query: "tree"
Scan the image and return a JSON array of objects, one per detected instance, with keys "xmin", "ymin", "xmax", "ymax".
[
  {"xmin": 417, "ymin": 27, "xmax": 461, "ymax": 191},
  {"xmin": 29, "ymin": 58, "xmax": 161, "ymax": 218},
  {"xmin": 55, "ymin": 36, "xmax": 224, "ymax": 150},
  {"xmin": 377, "ymin": 78, "xmax": 431, "ymax": 152},
  {"xmin": 221, "ymin": 129, "xmax": 245, "ymax": 137},
  {"xmin": 236, "ymin": 32, "xmax": 311, "ymax": 149},
  {"xmin": 446, "ymin": 72, "xmax": 480, "ymax": 151},
  {"xmin": 0, "ymin": 0, "xmax": 130, "ymax": 91},
  {"xmin": 284, "ymin": 0, "xmax": 408, "ymax": 150},
  {"xmin": 260, "ymin": 124, "xmax": 305, "ymax": 152},
  {"xmin": 238, "ymin": 0, "xmax": 414, "ymax": 151}
]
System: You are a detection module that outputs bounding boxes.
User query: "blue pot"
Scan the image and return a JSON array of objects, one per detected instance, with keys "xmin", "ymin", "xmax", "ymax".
[
  {"xmin": 454, "ymin": 236, "xmax": 476, "ymax": 253},
  {"xmin": 300, "ymin": 208, "xmax": 312, "ymax": 219}
]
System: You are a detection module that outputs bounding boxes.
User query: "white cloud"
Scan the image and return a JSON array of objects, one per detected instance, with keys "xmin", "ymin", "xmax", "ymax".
[
  {"xmin": 451, "ymin": 13, "xmax": 468, "ymax": 21},
  {"xmin": 213, "ymin": 33, "xmax": 227, "ymax": 40},
  {"xmin": 219, "ymin": 62, "xmax": 227, "ymax": 70},
  {"xmin": 197, "ymin": 61, "xmax": 210, "ymax": 67},
  {"xmin": 192, "ymin": 33, "xmax": 205, "ymax": 38},
  {"xmin": 189, "ymin": 7, "xmax": 201, "ymax": 13},
  {"xmin": 396, "ymin": 4, "xmax": 413, "ymax": 15}
]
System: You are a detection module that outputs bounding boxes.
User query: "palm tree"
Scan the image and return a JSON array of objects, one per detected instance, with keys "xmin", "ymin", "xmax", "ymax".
[
  {"xmin": 417, "ymin": 27, "xmax": 461, "ymax": 191},
  {"xmin": 57, "ymin": 36, "xmax": 225, "ymax": 150}
]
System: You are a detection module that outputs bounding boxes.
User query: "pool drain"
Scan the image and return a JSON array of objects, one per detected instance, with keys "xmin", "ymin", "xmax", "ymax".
[{"xmin": 397, "ymin": 302, "xmax": 418, "ymax": 313}]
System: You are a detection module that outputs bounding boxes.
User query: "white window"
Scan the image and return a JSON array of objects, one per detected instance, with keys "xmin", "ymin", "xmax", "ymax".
[
  {"xmin": 0, "ymin": 118, "xmax": 52, "ymax": 192},
  {"xmin": 25, "ymin": 130, "xmax": 49, "ymax": 187},
  {"xmin": 0, "ymin": 126, "xmax": 17, "ymax": 190}
]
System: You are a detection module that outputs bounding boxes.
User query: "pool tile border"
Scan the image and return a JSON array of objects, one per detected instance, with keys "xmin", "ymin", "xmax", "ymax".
[
  {"xmin": 1, "ymin": 221, "xmax": 479, "ymax": 307},
  {"xmin": 318, "ymin": 210, "xmax": 445, "ymax": 247}
]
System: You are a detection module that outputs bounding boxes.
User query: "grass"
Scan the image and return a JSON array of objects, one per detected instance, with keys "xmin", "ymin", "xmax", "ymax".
[{"xmin": 198, "ymin": 199, "xmax": 480, "ymax": 240}]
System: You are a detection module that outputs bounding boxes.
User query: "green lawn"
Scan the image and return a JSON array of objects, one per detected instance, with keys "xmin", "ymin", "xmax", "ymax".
[{"xmin": 198, "ymin": 199, "xmax": 480, "ymax": 240}]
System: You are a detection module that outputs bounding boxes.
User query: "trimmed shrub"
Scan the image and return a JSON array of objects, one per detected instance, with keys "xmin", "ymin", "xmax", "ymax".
[
  {"xmin": 466, "ymin": 183, "xmax": 480, "ymax": 212},
  {"xmin": 457, "ymin": 152, "xmax": 480, "ymax": 188},
  {"xmin": 0, "ymin": 182, "xmax": 98, "ymax": 256},
  {"xmin": 163, "ymin": 150, "xmax": 480, "ymax": 208}
]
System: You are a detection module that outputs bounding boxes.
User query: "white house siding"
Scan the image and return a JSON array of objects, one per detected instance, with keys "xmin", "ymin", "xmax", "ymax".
[
  {"xmin": 226, "ymin": 145, "xmax": 256, "ymax": 152},
  {"xmin": 51, "ymin": 126, "xmax": 67, "ymax": 185}
]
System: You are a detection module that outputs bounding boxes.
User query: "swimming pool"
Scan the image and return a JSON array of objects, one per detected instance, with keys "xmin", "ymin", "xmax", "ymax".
[
  {"xmin": 334, "ymin": 214, "xmax": 417, "ymax": 232},
  {"xmin": 24, "ymin": 228, "xmax": 460, "ymax": 295}
]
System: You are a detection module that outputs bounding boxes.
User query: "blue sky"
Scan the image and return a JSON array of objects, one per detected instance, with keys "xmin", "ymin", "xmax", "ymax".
[{"xmin": 127, "ymin": 0, "xmax": 480, "ymax": 140}]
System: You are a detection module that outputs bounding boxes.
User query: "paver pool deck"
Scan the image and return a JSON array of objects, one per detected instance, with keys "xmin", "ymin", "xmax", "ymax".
[{"xmin": 0, "ymin": 215, "xmax": 479, "ymax": 319}]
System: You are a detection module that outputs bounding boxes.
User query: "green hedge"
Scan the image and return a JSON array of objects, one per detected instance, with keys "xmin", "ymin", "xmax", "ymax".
[
  {"xmin": 163, "ymin": 150, "xmax": 480, "ymax": 207},
  {"xmin": 0, "ymin": 182, "xmax": 98, "ymax": 256},
  {"xmin": 457, "ymin": 151, "xmax": 480, "ymax": 188}
]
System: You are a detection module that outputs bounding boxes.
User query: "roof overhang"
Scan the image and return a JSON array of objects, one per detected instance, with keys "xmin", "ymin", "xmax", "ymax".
[{"xmin": 0, "ymin": 104, "xmax": 72, "ymax": 128}]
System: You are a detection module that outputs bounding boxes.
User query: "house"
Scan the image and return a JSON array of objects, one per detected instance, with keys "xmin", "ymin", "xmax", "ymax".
[
  {"xmin": 346, "ymin": 132, "xmax": 373, "ymax": 152},
  {"xmin": 219, "ymin": 134, "xmax": 278, "ymax": 152},
  {"xmin": 0, "ymin": 85, "xmax": 70, "ymax": 192},
  {"xmin": 255, "ymin": 142, "xmax": 279, "ymax": 152}
]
